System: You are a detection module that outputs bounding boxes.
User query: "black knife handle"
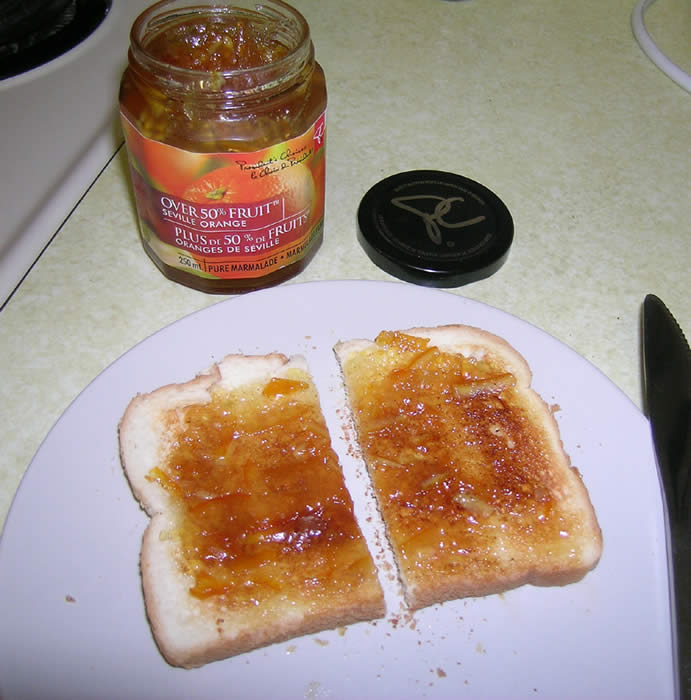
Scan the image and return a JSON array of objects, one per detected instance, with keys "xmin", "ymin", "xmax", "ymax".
[{"xmin": 643, "ymin": 294, "xmax": 691, "ymax": 699}]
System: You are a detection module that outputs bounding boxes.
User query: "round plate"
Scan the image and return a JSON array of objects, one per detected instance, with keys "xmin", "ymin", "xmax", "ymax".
[{"xmin": 0, "ymin": 281, "xmax": 673, "ymax": 700}]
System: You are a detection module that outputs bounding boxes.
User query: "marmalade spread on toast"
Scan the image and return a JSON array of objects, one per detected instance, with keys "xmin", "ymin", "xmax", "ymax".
[
  {"xmin": 147, "ymin": 370, "xmax": 379, "ymax": 606},
  {"xmin": 343, "ymin": 331, "xmax": 584, "ymax": 592}
]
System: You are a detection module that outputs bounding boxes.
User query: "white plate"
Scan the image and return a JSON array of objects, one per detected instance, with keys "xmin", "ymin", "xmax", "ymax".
[{"xmin": 0, "ymin": 280, "xmax": 674, "ymax": 699}]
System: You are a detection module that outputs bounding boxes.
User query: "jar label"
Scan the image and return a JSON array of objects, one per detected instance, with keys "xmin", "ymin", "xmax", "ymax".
[{"xmin": 120, "ymin": 111, "xmax": 326, "ymax": 280}]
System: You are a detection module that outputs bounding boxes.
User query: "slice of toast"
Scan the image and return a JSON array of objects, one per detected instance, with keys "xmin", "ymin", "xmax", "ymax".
[
  {"xmin": 119, "ymin": 353, "xmax": 385, "ymax": 668},
  {"xmin": 334, "ymin": 326, "xmax": 602, "ymax": 610}
]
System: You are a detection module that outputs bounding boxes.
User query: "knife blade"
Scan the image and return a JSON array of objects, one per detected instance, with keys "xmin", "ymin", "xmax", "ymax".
[{"xmin": 643, "ymin": 294, "xmax": 691, "ymax": 700}]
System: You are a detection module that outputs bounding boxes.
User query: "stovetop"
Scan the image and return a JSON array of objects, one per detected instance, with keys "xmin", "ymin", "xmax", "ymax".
[
  {"xmin": 0, "ymin": 0, "xmax": 112, "ymax": 80},
  {"xmin": 0, "ymin": 0, "xmax": 148, "ymax": 306}
]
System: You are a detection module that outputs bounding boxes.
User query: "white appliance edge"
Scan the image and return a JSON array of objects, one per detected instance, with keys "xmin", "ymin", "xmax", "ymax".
[{"xmin": 0, "ymin": 0, "xmax": 149, "ymax": 306}]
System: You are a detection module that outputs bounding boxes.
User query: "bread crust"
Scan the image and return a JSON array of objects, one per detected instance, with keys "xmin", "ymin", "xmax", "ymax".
[
  {"xmin": 335, "ymin": 324, "xmax": 603, "ymax": 610},
  {"xmin": 119, "ymin": 354, "xmax": 384, "ymax": 667}
]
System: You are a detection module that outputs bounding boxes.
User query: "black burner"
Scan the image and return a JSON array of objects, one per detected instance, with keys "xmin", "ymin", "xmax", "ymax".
[{"xmin": 0, "ymin": 0, "xmax": 112, "ymax": 79}]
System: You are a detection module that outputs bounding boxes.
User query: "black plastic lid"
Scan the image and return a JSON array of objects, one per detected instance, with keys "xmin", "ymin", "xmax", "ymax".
[{"xmin": 357, "ymin": 170, "xmax": 513, "ymax": 287}]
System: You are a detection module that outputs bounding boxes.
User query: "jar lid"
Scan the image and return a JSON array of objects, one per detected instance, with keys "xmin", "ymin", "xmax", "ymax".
[{"xmin": 357, "ymin": 170, "xmax": 513, "ymax": 287}]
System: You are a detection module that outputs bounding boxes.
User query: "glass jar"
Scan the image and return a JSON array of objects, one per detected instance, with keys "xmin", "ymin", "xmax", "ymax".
[{"xmin": 119, "ymin": 0, "xmax": 326, "ymax": 293}]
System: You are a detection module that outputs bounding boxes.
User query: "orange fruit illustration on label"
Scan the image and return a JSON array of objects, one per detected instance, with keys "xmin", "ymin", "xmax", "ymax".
[
  {"xmin": 144, "ymin": 144, "xmax": 208, "ymax": 196},
  {"xmin": 183, "ymin": 162, "xmax": 315, "ymax": 220},
  {"xmin": 122, "ymin": 117, "xmax": 208, "ymax": 195}
]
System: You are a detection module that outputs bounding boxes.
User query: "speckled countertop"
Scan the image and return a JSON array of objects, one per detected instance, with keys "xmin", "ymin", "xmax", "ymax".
[{"xmin": 1, "ymin": 0, "xmax": 689, "ymax": 532}]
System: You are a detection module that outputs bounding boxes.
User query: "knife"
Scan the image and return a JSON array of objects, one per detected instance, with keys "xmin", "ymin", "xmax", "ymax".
[{"xmin": 643, "ymin": 294, "xmax": 691, "ymax": 700}]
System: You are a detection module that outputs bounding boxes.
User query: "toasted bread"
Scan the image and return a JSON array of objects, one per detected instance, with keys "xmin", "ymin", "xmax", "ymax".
[
  {"xmin": 119, "ymin": 354, "xmax": 384, "ymax": 668},
  {"xmin": 334, "ymin": 326, "xmax": 602, "ymax": 610}
]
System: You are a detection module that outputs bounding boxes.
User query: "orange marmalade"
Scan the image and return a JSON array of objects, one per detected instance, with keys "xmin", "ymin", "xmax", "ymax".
[
  {"xmin": 119, "ymin": 0, "xmax": 326, "ymax": 293},
  {"xmin": 342, "ymin": 332, "xmax": 583, "ymax": 592},
  {"xmin": 147, "ymin": 371, "xmax": 379, "ymax": 606}
]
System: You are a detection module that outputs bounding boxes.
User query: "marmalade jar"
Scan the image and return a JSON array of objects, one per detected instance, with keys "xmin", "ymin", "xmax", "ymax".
[{"xmin": 119, "ymin": 0, "xmax": 326, "ymax": 293}]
